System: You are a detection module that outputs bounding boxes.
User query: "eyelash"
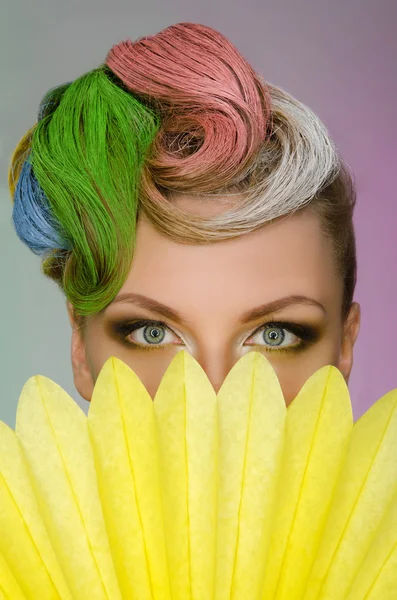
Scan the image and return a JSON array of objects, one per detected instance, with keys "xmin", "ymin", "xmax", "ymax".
[{"xmin": 113, "ymin": 318, "xmax": 318, "ymax": 355}]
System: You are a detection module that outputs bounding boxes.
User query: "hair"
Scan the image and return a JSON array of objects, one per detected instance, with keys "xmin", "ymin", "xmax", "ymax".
[{"xmin": 8, "ymin": 22, "xmax": 357, "ymax": 328}]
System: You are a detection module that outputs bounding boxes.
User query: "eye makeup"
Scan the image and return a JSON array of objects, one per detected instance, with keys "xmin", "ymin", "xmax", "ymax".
[
  {"xmin": 111, "ymin": 319, "xmax": 177, "ymax": 352},
  {"xmin": 246, "ymin": 319, "xmax": 320, "ymax": 354},
  {"xmin": 109, "ymin": 316, "xmax": 321, "ymax": 354}
]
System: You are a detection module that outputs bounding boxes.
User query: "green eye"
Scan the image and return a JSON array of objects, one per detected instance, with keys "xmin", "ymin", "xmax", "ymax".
[
  {"xmin": 113, "ymin": 318, "xmax": 319, "ymax": 354},
  {"xmin": 245, "ymin": 321, "xmax": 313, "ymax": 353},
  {"xmin": 262, "ymin": 326, "xmax": 286, "ymax": 347},
  {"xmin": 114, "ymin": 319, "xmax": 178, "ymax": 349},
  {"xmin": 143, "ymin": 325, "xmax": 166, "ymax": 344}
]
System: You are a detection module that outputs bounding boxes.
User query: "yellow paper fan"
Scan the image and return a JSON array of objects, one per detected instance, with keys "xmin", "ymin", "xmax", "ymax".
[{"xmin": 1, "ymin": 350, "xmax": 397, "ymax": 599}]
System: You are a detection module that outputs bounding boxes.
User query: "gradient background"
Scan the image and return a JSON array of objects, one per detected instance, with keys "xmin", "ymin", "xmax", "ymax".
[{"xmin": 1, "ymin": 0, "xmax": 396, "ymax": 427}]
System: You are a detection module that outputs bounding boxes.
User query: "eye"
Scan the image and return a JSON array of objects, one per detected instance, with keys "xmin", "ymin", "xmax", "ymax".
[
  {"xmin": 245, "ymin": 322, "xmax": 301, "ymax": 351},
  {"xmin": 119, "ymin": 320, "xmax": 180, "ymax": 348},
  {"xmin": 114, "ymin": 318, "xmax": 317, "ymax": 353}
]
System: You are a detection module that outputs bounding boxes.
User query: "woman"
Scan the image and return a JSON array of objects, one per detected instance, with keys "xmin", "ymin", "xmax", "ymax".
[{"xmin": 9, "ymin": 22, "xmax": 360, "ymax": 406}]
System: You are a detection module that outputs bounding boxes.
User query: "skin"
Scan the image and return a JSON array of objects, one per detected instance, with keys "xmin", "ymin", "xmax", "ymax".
[{"xmin": 67, "ymin": 198, "xmax": 361, "ymax": 406}]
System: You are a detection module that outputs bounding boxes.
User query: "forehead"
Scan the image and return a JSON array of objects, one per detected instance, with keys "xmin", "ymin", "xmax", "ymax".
[{"xmin": 122, "ymin": 208, "xmax": 340, "ymax": 313}]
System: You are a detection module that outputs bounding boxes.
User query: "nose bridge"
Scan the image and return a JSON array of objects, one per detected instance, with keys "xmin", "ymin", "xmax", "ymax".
[
  {"xmin": 194, "ymin": 345, "xmax": 235, "ymax": 394},
  {"xmin": 185, "ymin": 308, "xmax": 239, "ymax": 393}
]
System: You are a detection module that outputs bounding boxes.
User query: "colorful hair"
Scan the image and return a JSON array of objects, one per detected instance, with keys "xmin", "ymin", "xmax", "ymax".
[
  {"xmin": 8, "ymin": 22, "xmax": 356, "ymax": 320},
  {"xmin": 10, "ymin": 66, "xmax": 159, "ymax": 315}
]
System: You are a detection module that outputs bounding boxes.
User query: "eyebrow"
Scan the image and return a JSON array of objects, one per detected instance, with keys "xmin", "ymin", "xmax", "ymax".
[{"xmin": 107, "ymin": 292, "xmax": 326, "ymax": 326}]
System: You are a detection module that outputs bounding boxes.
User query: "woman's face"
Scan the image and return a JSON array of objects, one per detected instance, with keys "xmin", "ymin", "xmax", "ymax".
[{"xmin": 68, "ymin": 202, "xmax": 360, "ymax": 406}]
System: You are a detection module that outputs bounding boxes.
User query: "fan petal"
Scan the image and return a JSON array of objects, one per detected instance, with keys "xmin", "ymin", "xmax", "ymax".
[
  {"xmin": 346, "ymin": 485, "xmax": 397, "ymax": 599},
  {"xmin": 0, "ymin": 420, "xmax": 72, "ymax": 599},
  {"xmin": 1, "ymin": 350, "xmax": 396, "ymax": 600},
  {"xmin": 15, "ymin": 375, "xmax": 121, "ymax": 600},
  {"xmin": 262, "ymin": 365, "xmax": 353, "ymax": 600},
  {"xmin": 0, "ymin": 551, "xmax": 26, "ymax": 600},
  {"xmin": 154, "ymin": 350, "xmax": 218, "ymax": 600},
  {"xmin": 215, "ymin": 351, "xmax": 286, "ymax": 600},
  {"xmin": 304, "ymin": 388, "xmax": 397, "ymax": 599},
  {"xmin": 88, "ymin": 356, "xmax": 171, "ymax": 600}
]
